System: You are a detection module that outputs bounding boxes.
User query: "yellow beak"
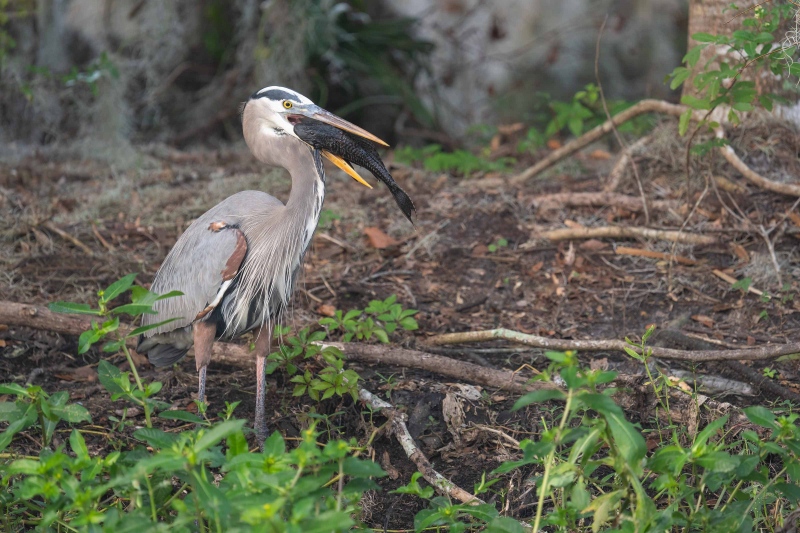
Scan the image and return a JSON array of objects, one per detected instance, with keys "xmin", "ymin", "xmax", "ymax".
[{"xmin": 321, "ymin": 150, "xmax": 373, "ymax": 189}]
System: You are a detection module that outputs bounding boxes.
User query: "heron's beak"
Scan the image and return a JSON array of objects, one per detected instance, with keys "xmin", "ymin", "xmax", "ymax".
[
  {"xmin": 320, "ymin": 150, "xmax": 373, "ymax": 189},
  {"xmin": 310, "ymin": 108, "xmax": 389, "ymax": 147}
]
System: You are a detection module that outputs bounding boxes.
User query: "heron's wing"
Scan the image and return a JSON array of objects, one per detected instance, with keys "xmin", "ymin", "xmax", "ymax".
[
  {"xmin": 140, "ymin": 191, "xmax": 280, "ymax": 338},
  {"xmin": 142, "ymin": 223, "xmax": 246, "ymax": 336}
]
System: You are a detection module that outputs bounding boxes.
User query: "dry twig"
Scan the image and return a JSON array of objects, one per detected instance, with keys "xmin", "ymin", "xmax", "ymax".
[
  {"xmin": 428, "ymin": 328, "xmax": 800, "ymax": 362},
  {"xmin": 41, "ymin": 221, "xmax": 94, "ymax": 257},
  {"xmin": 711, "ymin": 269, "xmax": 764, "ymax": 296},
  {"xmin": 604, "ymin": 135, "xmax": 653, "ymax": 192},
  {"xmin": 359, "ymin": 388, "xmax": 485, "ymax": 505},
  {"xmin": 538, "ymin": 225, "xmax": 717, "ymax": 245},
  {"xmin": 531, "ymin": 192, "xmax": 676, "ymax": 213},
  {"xmin": 614, "ymin": 246, "xmax": 697, "ymax": 265}
]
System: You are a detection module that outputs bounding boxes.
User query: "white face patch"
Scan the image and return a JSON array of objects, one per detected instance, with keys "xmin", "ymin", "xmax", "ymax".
[{"xmin": 256, "ymin": 86, "xmax": 314, "ymax": 105}]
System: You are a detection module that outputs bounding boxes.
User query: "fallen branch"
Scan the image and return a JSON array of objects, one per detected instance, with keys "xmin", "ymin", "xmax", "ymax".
[
  {"xmin": 427, "ymin": 328, "xmax": 800, "ymax": 363},
  {"xmin": 530, "ymin": 192, "xmax": 676, "ymax": 213},
  {"xmin": 715, "ymin": 128, "xmax": 800, "ymax": 197},
  {"xmin": 511, "ymin": 99, "xmax": 686, "ymax": 183},
  {"xmin": 512, "ymin": 99, "xmax": 797, "ymax": 201},
  {"xmin": 359, "ymin": 388, "xmax": 486, "ymax": 506},
  {"xmin": 537, "ymin": 225, "xmax": 717, "ymax": 245},
  {"xmin": 0, "ymin": 301, "xmax": 548, "ymax": 395}
]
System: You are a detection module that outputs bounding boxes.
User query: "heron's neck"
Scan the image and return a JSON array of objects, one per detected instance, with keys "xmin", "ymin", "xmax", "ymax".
[{"xmin": 284, "ymin": 147, "xmax": 325, "ymax": 252}]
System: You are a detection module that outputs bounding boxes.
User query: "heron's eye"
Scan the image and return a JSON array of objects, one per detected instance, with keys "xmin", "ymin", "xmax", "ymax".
[{"xmin": 282, "ymin": 100, "xmax": 293, "ymax": 109}]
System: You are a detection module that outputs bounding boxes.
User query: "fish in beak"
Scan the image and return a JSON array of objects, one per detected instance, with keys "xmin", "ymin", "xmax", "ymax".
[{"xmin": 290, "ymin": 110, "xmax": 415, "ymax": 223}]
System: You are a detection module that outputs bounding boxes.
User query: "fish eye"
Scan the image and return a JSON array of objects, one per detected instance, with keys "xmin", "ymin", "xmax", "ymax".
[{"xmin": 282, "ymin": 100, "xmax": 293, "ymax": 109}]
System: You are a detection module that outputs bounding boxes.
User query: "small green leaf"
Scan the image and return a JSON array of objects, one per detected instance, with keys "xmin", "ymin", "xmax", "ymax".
[
  {"xmin": 0, "ymin": 401, "xmax": 23, "ymax": 422},
  {"xmin": 134, "ymin": 427, "xmax": 179, "ymax": 449},
  {"xmin": 128, "ymin": 317, "xmax": 181, "ymax": 336},
  {"xmin": 111, "ymin": 303, "xmax": 159, "ymax": 316},
  {"xmin": 691, "ymin": 32, "xmax": 716, "ymax": 43},
  {"xmin": 69, "ymin": 429, "xmax": 89, "ymax": 459},
  {"xmin": 513, "ymin": 389, "xmax": 566, "ymax": 410},
  {"xmin": 743, "ymin": 405, "xmax": 776, "ymax": 428},
  {"xmin": 78, "ymin": 329, "xmax": 103, "ymax": 354},
  {"xmin": 102, "ymin": 273, "xmax": 137, "ymax": 302},
  {"xmin": 194, "ymin": 419, "xmax": 245, "ymax": 452},
  {"xmin": 48, "ymin": 302, "xmax": 102, "ymax": 315},
  {"xmin": 342, "ymin": 457, "xmax": 386, "ymax": 478},
  {"xmin": 0, "ymin": 383, "xmax": 30, "ymax": 397},
  {"xmin": 97, "ymin": 360, "xmax": 125, "ymax": 395},
  {"xmin": 50, "ymin": 403, "xmax": 92, "ymax": 423},
  {"xmin": 399, "ymin": 317, "xmax": 418, "ymax": 331}
]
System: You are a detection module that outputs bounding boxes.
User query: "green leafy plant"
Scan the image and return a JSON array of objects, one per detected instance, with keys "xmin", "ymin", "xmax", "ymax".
[
  {"xmin": 0, "ymin": 402, "xmax": 385, "ymax": 531},
  {"xmin": 393, "ymin": 472, "xmax": 517, "ymax": 533},
  {"xmin": 320, "ymin": 294, "xmax": 418, "ymax": 342},
  {"xmin": 395, "ymin": 144, "xmax": 516, "ymax": 176},
  {"xmin": 518, "ymin": 84, "xmax": 651, "ymax": 152},
  {"xmin": 668, "ymin": 2, "xmax": 797, "ymax": 147},
  {"xmin": 0, "ymin": 384, "xmax": 90, "ymax": 451},
  {"xmin": 487, "ymin": 237, "xmax": 509, "ymax": 253},
  {"xmin": 48, "ymin": 273, "xmax": 182, "ymax": 427}
]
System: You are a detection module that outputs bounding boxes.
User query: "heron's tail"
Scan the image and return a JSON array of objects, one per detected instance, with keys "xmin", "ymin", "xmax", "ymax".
[{"xmin": 137, "ymin": 327, "xmax": 193, "ymax": 368}]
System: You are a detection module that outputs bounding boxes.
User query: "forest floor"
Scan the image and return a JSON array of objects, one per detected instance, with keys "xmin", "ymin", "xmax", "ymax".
[{"xmin": 1, "ymin": 118, "xmax": 800, "ymax": 528}]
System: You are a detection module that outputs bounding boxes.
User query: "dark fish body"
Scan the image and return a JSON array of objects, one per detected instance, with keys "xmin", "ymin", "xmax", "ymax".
[{"xmin": 293, "ymin": 117, "xmax": 416, "ymax": 222}]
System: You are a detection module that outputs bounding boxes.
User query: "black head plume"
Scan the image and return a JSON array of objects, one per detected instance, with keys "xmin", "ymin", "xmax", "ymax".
[{"xmin": 293, "ymin": 116, "xmax": 416, "ymax": 223}]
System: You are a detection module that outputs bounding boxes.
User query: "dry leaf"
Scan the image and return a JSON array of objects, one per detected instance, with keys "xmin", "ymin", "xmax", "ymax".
[
  {"xmin": 55, "ymin": 365, "xmax": 98, "ymax": 383},
  {"xmin": 529, "ymin": 261, "xmax": 544, "ymax": 274},
  {"xmin": 0, "ymin": 339, "xmax": 6, "ymax": 348},
  {"xmin": 589, "ymin": 149, "xmax": 612, "ymax": 160},
  {"xmin": 730, "ymin": 243, "xmax": 749, "ymax": 262},
  {"xmin": 317, "ymin": 304, "xmax": 336, "ymax": 317},
  {"xmin": 472, "ymin": 244, "xmax": 489, "ymax": 256},
  {"xmin": 380, "ymin": 451, "xmax": 400, "ymax": 480},
  {"xmin": 691, "ymin": 314, "xmax": 714, "ymax": 328},
  {"xmin": 547, "ymin": 139, "xmax": 562, "ymax": 150},
  {"xmin": 580, "ymin": 239, "xmax": 607, "ymax": 251},
  {"xmin": 363, "ymin": 227, "xmax": 399, "ymax": 249},
  {"xmin": 563, "ymin": 219, "xmax": 583, "ymax": 229}
]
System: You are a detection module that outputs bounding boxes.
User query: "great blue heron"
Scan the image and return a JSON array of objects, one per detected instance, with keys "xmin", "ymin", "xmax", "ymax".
[{"xmin": 137, "ymin": 86, "xmax": 414, "ymax": 441}]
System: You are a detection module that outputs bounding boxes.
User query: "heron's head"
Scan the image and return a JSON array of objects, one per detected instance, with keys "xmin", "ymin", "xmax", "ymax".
[{"xmin": 242, "ymin": 86, "xmax": 415, "ymax": 222}]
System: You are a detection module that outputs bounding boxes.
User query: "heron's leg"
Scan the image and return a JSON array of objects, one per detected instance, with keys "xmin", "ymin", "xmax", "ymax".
[
  {"xmin": 253, "ymin": 323, "xmax": 273, "ymax": 445},
  {"xmin": 193, "ymin": 320, "xmax": 216, "ymax": 405}
]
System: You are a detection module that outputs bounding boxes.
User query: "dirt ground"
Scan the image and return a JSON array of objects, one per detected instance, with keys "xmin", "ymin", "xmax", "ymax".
[{"xmin": 1, "ymin": 119, "xmax": 800, "ymax": 528}]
